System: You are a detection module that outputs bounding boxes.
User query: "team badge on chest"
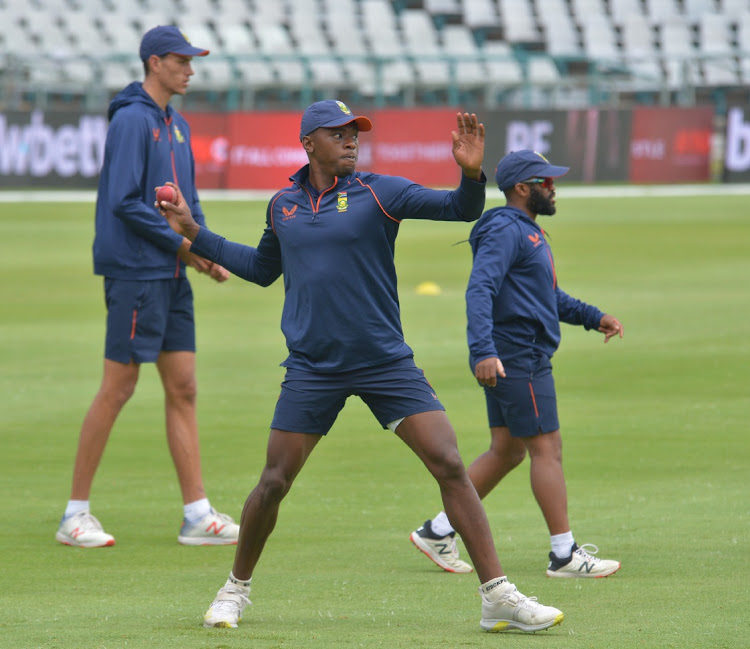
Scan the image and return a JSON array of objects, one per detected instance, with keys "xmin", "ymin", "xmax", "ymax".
[{"xmin": 336, "ymin": 192, "xmax": 348, "ymax": 212}]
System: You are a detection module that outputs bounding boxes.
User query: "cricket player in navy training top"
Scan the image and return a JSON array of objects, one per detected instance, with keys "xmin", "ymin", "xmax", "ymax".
[
  {"xmin": 56, "ymin": 26, "xmax": 238, "ymax": 550},
  {"xmin": 159, "ymin": 101, "xmax": 565, "ymax": 633},
  {"xmin": 411, "ymin": 150, "xmax": 623, "ymax": 580}
]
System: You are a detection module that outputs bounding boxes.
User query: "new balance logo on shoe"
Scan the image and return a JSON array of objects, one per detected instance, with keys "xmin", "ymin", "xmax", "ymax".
[
  {"xmin": 577, "ymin": 560, "xmax": 594, "ymax": 574},
  {"xmin": 433, "ymin": 541, "xmax": 451, "ymax": 555},
  {"xmin": 206, "ymin": 521, "xmax": 226, "ymax": 535}
]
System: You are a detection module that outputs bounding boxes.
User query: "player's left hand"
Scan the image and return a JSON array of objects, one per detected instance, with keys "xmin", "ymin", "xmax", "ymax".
[
  {"xmin": 451, "ymin": 112, "xmax": 484, "ymax": 181},
  {"xmin": 598, "ymin": 314, "xmax": 624, "ymax": 343}
]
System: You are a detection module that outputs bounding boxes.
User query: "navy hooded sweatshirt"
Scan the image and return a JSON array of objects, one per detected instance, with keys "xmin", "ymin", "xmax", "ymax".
[
  {"xmin": 466, "ymin": 205, "xmax": 604, "ymax": 365},
  {"xmin": 189, "ymin": 165, "xmax": 486, "ymax": 373},
  {"xmin": 93, "ymin": 82, "xmax": 206, "ymax": 279}
]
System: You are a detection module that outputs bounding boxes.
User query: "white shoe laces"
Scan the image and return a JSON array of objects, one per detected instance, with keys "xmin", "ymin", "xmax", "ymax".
[
  {"xmin": 575, "ymin": 543, "xmax": 603, "ymax": 564},
  {"xmin": 207, "ymin": 510, "xmax": 235, "ymax": 525},
  {"xmin": 69, "ymin": 512, "xmax": 105, "ymax": 531},
  {"xmin": 489, "ymin": 583, "xmax": 540, "ymax": 610}
]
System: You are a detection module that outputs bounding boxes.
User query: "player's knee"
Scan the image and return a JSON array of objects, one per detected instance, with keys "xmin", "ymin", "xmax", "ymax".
[
  {"xmin": 101, "ymin": 382, "xmax": 136, "ymax": 409},
  {"xmin": 257, "ymin": 468, "xmax": 294, "ymax": 505},
  {"xmin": 429, "ymin": 448, "xmax": 466, "ymax": 485},
  {"xmin": 165, "ymin": 378, "xmax": 198, "ymax": 405}
]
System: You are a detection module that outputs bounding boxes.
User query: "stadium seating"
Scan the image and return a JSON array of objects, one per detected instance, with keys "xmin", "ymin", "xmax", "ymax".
[{"xmin": 2, "ymin": 0, "xmax": 747, "ymax": 111}]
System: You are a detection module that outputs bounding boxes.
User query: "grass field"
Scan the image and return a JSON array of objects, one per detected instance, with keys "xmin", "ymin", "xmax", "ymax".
[{"xmin": 2, "ymin": 191, "xmax": 748, "ymax": 648}]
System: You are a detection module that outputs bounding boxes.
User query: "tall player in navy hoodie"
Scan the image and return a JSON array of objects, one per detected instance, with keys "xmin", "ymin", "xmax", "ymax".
[
  {"xmin": 160, "ymin": 100, "xmax": 565, "ymax": 634},
  {"xmin": 56, "ymin": 27, "xmax": 238, "ymax": 549}
]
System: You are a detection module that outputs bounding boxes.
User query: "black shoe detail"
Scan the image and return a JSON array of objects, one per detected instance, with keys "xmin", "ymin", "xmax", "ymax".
[
  {"xmin": 415, "ymin": 519, "xmax": 454, "ymax": 541},
  {"xmin": 547, "ymin": 543, "xmax": 576, "ymax": 570}
]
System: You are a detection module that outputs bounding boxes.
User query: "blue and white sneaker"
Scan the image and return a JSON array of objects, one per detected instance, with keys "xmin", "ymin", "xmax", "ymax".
[
  {"xmin": 56, "ymin": 511, "xmax": 115, "ymax": 548},
  {"xmin": 178, "ymin": 508, "xmax": 239, "ymax": 546},
  {"xmin": 409, "ymin": 519, "xmax": 473, "ymax": 573}
]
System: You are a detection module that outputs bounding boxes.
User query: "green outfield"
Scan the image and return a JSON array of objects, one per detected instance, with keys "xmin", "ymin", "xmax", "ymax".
[{"xmin": 1, "ymin": 193, "xmax": 748, "ymax": 648}]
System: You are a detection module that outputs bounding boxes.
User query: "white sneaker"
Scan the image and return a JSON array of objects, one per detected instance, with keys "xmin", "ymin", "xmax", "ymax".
[
  {"xmin": 480, "ymin": 580, "xmax": 564, "ymax": 633},
  {"xmin": 55, "ymin": 511, "xmax": 115, "ymax": 548},
  {"xmin": 546, "ymin": 543, "xmax": 621, "ymax": 578},
  {"xmin": 409, "ymin": 520, "xmax": 473, "ymax": 573},
  {"xmin": 178, "ymin": 509, "xmax": 239, "ymax": 545},
  {"xmin": 203, "ymin": 578, "xmax": 251, "ymax": 628}
]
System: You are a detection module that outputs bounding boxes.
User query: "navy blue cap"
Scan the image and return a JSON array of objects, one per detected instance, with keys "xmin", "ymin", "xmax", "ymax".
[
  {"xmin": 495, "ymin": 150, "xmax": 569, "ymax": 191},
  {"xmin": 139, "ymin": 26, "xmax": 210, "ymax": 61},
  {"xmin": 300, "ymin": 100, "xmax": 372, "ymax": 140}
]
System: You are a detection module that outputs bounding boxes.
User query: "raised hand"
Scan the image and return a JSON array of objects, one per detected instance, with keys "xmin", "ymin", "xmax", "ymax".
[{"xmin": 451, "ymin": 112, "xmax": 485, "ymax": 181}]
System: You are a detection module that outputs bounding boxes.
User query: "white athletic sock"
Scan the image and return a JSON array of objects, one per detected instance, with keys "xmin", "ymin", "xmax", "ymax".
[
  {"xmin": 480, "ymin": 576, "xmax": 510, "ymax": 599},
  {"xmin": 183, "ymin": 498, "xmax": 211, "ymax": 524},
  {"xmin": 228, "ymin": 572, "xmax": 252, "ymax": 590},
  {"xmin": 551, "ymin": 531, "xmax": 575, "ymax": 559},
  {"xmin": 431, "ymin": 511, "xmax": 455, "ymax": 537},
  {"xmin": 64, "ymin": 500, "xmax": 89, "ymax": 519}
]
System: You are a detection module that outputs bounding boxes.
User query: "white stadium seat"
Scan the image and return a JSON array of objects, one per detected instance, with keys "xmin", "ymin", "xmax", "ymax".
[
  {"xmin": 497, "ymin": 0, "xmax": 540, "ymax": 42},
  {"xmin": 440, "ymin": 24, "xmax": 488, "ymax": 89},
  {"xmin": 609, "ymin": 0, "xmax": 645, "ymax": 23},
  {"xmin": 401, "ymin": 10, "xmax": 452, "ymax": 88}
]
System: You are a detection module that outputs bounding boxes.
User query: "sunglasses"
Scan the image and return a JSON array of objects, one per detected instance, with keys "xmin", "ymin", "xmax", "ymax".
[{"xmin": 521, "ymin": 177, "xmax": 555, "ymax": 189}]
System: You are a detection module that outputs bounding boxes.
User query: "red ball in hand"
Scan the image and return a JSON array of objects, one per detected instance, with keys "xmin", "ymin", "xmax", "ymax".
[{"xmin": 156, "ymin": 185, "xmax": 177, "ymax": 204}]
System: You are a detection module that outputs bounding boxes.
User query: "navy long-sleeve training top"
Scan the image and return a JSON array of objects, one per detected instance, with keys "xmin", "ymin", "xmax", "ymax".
[
  {"xmin": 190, "ymin": 164, "xmax": 486, "ymax": 372},
  {"xmin": 93, "ymin": 82, "xmax": 207, "ymax": 279},
  {"xmin": 466, "ymin": 205, "xmax": 604, "ymax": 364}
]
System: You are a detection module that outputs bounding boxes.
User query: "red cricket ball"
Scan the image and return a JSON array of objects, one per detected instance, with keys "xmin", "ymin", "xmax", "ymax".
[{"xmin": 156, "ymin": 185, "xmax": 177, "ymax": 204}]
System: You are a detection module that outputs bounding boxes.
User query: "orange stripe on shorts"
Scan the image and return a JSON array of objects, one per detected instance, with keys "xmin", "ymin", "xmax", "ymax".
[{"xmin": 528, "ymin": 382, "xmax": 539, "ymax": 418}]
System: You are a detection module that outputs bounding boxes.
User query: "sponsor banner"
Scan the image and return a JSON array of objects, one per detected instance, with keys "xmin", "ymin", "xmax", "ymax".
[
  {"xmin": 0, "ymin": 106, "xmax": 715, "ymax": 189},
  {"xmin": 629, "ymin": 107, "xmax": 713, "ymax": 183},
  {"xmin": 0, "ymin": 110, "xmax": 106, "ymax": 188},
  {"xmin": 365, "ymin": 108, "xmax": 461, "ymax": 186},
  {"xmin": 723, "ymin": 105, "xmax": 750, "ymax": 183},
  {"xmin": 482, "ymin": 109, "xmax": 631, "ymax": 184},
  {"xmin": 224, "ymin": 111, "xmax": 308, "ymax": 189},
  {"xmin": 183, "ymin": 112, "xmax": 231, "ymax": 189},
  {"xmin": 185, "ymin": 108, "xmax": 460, "ymax": 189}
]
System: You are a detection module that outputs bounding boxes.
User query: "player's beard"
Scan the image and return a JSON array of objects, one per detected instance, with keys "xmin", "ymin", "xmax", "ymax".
[{"xmin": 528, "ymin": 185, "xmax": 556, "ymax": 216}]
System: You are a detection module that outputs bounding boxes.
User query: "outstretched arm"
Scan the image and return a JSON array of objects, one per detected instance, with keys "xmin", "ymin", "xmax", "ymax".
[
  {"xmin": 451, "ymin": 112, "xmax": 485, "ymax": 181},
  {"xmin": 158, "ymin": 182, "xmax": 282, "ymax": 287}
]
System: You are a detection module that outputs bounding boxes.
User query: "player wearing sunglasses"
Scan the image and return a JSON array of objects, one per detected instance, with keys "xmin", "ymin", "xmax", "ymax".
[{"xmin": 411, "ymin": 150, "xmax": 623, "ymax": 580}]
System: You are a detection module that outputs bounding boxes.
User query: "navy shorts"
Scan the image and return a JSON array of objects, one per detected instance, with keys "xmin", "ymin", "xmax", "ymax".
[
  {"xmin": 476, "ymin": 349, "xmax": 559, "ymax": 438},
  {"xmin": 103, "ymin": 278, "xmax": 195, "ymax": 364},
  {"xmin": 270, "ymin": 357, "xmax": 445, "ymax": 435}
]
